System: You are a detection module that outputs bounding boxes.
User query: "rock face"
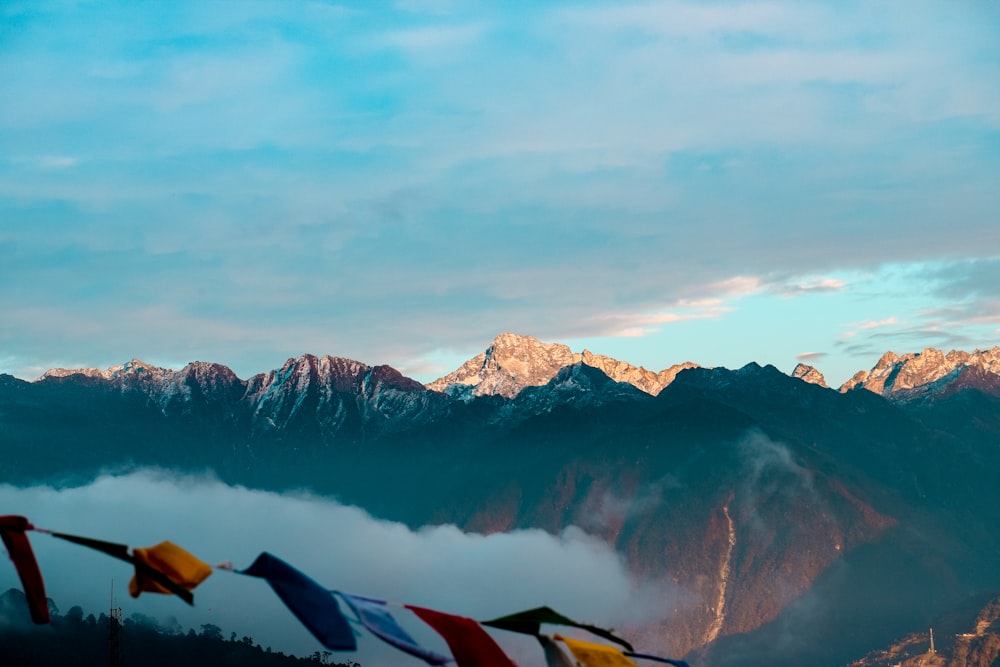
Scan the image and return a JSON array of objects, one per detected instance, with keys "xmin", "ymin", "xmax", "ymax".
[
  {"xmin": 426, "ymin": 332, "xmax": 580, "ymax": 398},
  {"xmin": 243, "ymin": 353, "xmax": 446, "ymax": 440},
  {"xmin": 426, "ymin": 332, "xmax": 698, "ymax": 398},
  {"xmin": 791, "ymin": 363, "xmax": 828, "ymax": 388},
  {"xmin": 41, "ymin": 358, "xmax": 173, "ymax": 386},
  {"xmin": 579, "ymin": 349, "xmax": 699, "ymax": 395},
  {"xmin": 840, "ymin": 346, "xmax": 1000, "ymax": 399},
  {"xmin": 41, "ymin": 359, "xmax": 244, "ymax": 416}
]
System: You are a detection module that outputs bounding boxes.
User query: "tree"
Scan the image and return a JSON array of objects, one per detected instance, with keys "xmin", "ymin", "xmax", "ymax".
[
  {"xmin": 65, "ymin": 605, "xmax": 84, "ymax": 625},
  {"xmin": 199, "ymin": 623, "xmax": 223, "ymax": 640}
]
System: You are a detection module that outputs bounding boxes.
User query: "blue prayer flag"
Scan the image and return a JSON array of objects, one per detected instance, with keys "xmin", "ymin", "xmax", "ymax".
[
  {"xmin": 340, "ymin": 593, "xmax": 451, "ymax": 665},
  {"xmin": 240, "ymin": 552, "xmax": 356, "ymax": 651}
]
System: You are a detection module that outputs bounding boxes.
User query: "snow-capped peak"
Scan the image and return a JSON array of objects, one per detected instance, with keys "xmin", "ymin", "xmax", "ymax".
[
  {"xmin": 840, "ymin": 346, "xmax": 1000, "ymax": 398},
  {"xmin": 426, "ymin": 332, "xmax": 699, "ymax": 399}
]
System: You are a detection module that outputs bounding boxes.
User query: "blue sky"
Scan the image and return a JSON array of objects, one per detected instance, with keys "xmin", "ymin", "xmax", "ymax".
[{"xmin": 2, "ymin": 0, "xmax": 999, "ymax": 387}]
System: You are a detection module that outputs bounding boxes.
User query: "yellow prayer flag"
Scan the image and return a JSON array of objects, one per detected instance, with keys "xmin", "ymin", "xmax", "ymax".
[
  {"xmin": 555, "ymin": 634, "xmax": 639, "ymax": 667},
  {"xmin": 128, "ymin": 541, "xmax": 212, "ymax": 598}
]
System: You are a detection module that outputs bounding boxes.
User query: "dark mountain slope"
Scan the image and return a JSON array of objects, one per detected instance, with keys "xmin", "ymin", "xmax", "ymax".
[{"xmin": 2, "ymin": 354, "xmax": 999, "ymax": 665}]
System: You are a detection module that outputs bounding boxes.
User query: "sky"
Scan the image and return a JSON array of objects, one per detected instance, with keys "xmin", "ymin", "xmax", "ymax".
[{"xmin": 2, "ymin": 0, "xmax": 999, "ymax": 388}]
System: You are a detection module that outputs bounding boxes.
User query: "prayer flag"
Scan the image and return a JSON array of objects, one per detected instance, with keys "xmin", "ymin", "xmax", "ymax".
[
  {"xmin": 50, "ymin": 532, "xmax": 195, "ymax": 604},
  {"xmin": 555, "ymin": 634, "xmax": 638, "ymax": 667},
  {"xmin": 240, "ymin": 552, "xmax": 356, "ymax": 651},
  {"xmin": 0, "ymin": 515, "xmax": 48, "ymax": 624},
  {"xmin": 482, "ymin": 606, "xmax": 634, "ymax": 652},
  {"xmin": 129, "ymin": 541, "xmax": 212, "ymax": 598},
  {"xmin": 340, "ymin": 593, "xmax": 451, "ymax": 665},
  {"xmin": 407, "ymin": 605, "xmax": 517, "ymax": 667}
]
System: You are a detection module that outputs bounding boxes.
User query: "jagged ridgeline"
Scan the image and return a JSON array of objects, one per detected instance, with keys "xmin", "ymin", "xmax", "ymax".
[{"xmin": 3, "ymin": 333, "xmax": 1000, "ymax": 666}]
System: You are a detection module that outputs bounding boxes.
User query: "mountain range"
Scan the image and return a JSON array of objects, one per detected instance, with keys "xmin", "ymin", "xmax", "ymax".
[{"xmin": 2, "ymin": 333, "xmax": 1000, "ymax": 667}]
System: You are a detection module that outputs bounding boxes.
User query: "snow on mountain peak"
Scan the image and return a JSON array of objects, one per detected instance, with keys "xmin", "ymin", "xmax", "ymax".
[
  {"xmin": 425, "ymin": 332, "xmax": 577, "ymax": 399},
  {"xmin": 40, "ymin": 359, "xmax": 171, "ymax": 383},
  {"xmin": 840, "ymin": 345, "xmax": 1000, "ymax": 398},
  {"xmin": 426, "ymin": 332, "xmax": 699, "ymax": 398},
  {"xmin": 792, "ymin": 363, "xmax": 828, "ymax": 388}
]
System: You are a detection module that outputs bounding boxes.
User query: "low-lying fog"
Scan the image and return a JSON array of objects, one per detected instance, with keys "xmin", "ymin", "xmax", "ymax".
[{"xmin": 1, "ymin": 469, "xmax": 679, "ymax": 666}]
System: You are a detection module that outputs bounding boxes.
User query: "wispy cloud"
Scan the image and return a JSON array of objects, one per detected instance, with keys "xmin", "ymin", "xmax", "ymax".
[
  {"xmin": 601, "ymin": 308, "xmax": 731, "ymax": 339},
  {"xmin": 917, "ymin": 258, "xmax": 1000, "ymax": 328},
  {"xmin": 829, "ymin": 259, "xmax": 1000, "ymax": 364},
  {"xmin": 589, "ymin": 289, "xmax": 745, "ymax": 339},
  {"xmin": 771, "ymin": 277, "xmax": 846, "ymax": 297},
  {"xmin": 710, "ymin": 276, "xmax": 764, "ymax": 298},
  {"xmin": 854, "ymin": 317, "xmax": 898, "ymax": 331}
]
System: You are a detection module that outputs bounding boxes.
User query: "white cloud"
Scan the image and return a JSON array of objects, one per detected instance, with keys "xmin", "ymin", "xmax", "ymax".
[
  {"xmin": 773, "ymin": 277, "xmax": 847, "ymax": 297},
  {"xmin": 709, "ymin": 276, "xmax": 763, "ymax": 298},
  {"xmin": 593, "ymin": 297, "xmax": 736, "ymax": 339},
  {"xmin": 856, "ymin": 317, "xmax": 898, "ymax": 330}
]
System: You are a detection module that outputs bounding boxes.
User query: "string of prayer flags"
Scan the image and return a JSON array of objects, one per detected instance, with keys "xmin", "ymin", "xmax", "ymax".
[
  {"xmin": 482, "ymin": 605, "xmax": 634, "ymax": 652},
  {"xmin": 555, "ymin": 634, "xmax": 639, "ymax": 667},
  {"xmin": 1, "ymin": 517, "xmax": 687, "ymax": 667},
  {"xmin": 339, "ymin": 593, "xmax": 451, "ymax": 665},
  {"xmin": 49, "ymin": 532, "xmax": 196, "ymax": 604},
  {"xmin": 538, "ymin": 635, "xmax": 576, "ymax": 667},
  {"xmin": 0, "ymin": 515, "xmax": 49, "ymax": 624},
  {"xmin": 129, "ymin": 541, "xmax": 212, "ymax": 599},
  {"xmin": 239, "ymin": 552, "xmax": 357, "ymax": 651},
  {"xmin": 407, "ymin": 605, "xmax": 517, "ymax": 667},
  {"xmin": 623, "ymin": 652, "xmax": 690, "ymax": 667}
]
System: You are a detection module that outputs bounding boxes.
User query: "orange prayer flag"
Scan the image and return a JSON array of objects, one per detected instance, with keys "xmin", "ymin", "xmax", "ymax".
[
  {"xmin": 128, "ymin": 541, "xmax": 212, "ymax": 598},
  {"xmin": 555, "ymin": 634, "xmax": 639, "ymax": 667}
]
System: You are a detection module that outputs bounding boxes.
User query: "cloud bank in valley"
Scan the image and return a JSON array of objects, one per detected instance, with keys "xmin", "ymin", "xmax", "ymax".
[{"xmin": 0, "ymin": 469, "xmax": 678, "ymax": 665}]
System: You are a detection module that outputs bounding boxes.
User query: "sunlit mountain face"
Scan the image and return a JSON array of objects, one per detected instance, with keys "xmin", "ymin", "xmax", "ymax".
[{"xmin": 2, "ymin": 335, "xmax": 1000, "ymax": 666}]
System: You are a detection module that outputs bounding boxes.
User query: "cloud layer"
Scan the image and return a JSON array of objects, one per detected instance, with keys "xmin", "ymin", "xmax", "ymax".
[{"xmin": 0, "ymin": 470, "xmax": 676, "ymax": 665}]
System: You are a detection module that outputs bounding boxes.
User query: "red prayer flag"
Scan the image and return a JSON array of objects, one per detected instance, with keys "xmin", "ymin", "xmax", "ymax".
[
  {"xmin": 0, "ymin": 515, "xmax": 49, "ymax": 624},
  {"xmin": 407, "ymin": 605, "xmax": 516, "ymax": 667}
]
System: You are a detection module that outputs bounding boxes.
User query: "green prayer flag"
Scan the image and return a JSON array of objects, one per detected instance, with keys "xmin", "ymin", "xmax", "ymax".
[{"xmin": 481, "ymin": 606, "xmax": 634, "ymax": 652}]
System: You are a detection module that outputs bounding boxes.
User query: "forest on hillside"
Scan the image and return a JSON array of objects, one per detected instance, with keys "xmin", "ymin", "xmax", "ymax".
[{"xmin": 0, "ymin": 589, "xmax": 359, "ymax": 667}]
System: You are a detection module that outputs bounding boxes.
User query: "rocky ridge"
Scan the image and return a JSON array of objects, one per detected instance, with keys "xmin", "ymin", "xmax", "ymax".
[
  {"xmin": 36, "ymin": 339, "xmax": 1000, "ymax": 408},
  {"xmin": 426, "ymin": 332, "xmax": 699, "ymax": 398},
  {"xmin": 42, "ymin": 358, "xmax": 174, "ymax": 384},
  {"xmin": 839, "ymin": 346, "xmax": 1000, "ymax": 400},
  {"xmin": 791, "ymin": 363, "xmax": 828, "ymax": 388}
]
